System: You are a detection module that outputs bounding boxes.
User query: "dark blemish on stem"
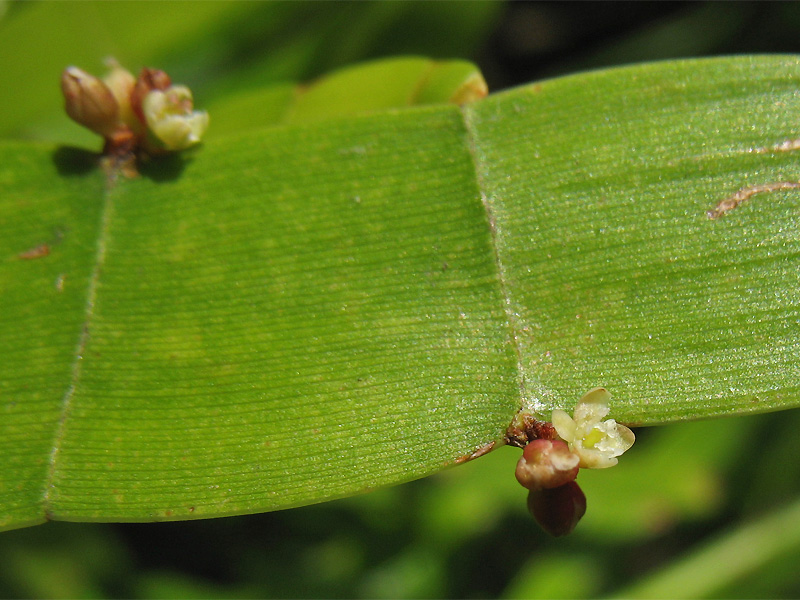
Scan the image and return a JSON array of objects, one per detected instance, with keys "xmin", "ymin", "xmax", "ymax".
[
  {"xmin": 707, "ymin": 181, "xmax": 800, "ymax": 219},
  {"xmin": 17, "ymin": 227, "xmax": 67, "ymax": 261},
  {"xmin": 18, "ymin": 244, "xmax": 50, "ymax": 260},
  {"xmin": 453, "ymin": 411, "xmax": 560, "ymax": 464},
  {"xmin": 752, "ymin": 138, "xmax": 800, "ymax": 154},
  {"xmin": 453, "ymin": 440, "xmax": 496, "ymax": 464}
]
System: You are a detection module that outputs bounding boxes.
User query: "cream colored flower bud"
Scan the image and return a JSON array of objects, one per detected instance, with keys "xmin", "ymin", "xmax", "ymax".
[
  {"xmin": 102, "ymin": 59, "xmax": 137, "ymax": 130},
  {"xmin": 143, "ymin": 85, "xmax": 209, "ymax": 151},
  {"xmin": 61, "ymin": 66, "xmax": 119, "ymax": 137}
]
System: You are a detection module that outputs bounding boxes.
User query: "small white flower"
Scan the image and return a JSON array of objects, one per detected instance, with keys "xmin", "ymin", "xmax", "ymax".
[
  {"xmin": 552, "ymin": 387, "xmax": 635, "ymax": 469},
  {"xmin": 143, "ymin": 85, "xmax": 209, "ymax": 150}
]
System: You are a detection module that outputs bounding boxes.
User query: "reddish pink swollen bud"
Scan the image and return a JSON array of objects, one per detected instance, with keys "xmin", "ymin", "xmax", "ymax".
[
  {"xmin": 527, "ymin": 481, "xmax": 587, "ymax": 537},
  {"xmin": 515, "ymin": 438, "xmax": 580, "ymax": 491}
]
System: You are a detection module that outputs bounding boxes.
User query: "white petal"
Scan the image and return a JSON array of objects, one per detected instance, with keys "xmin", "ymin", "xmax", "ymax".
[
  {"xmin": 575, "ymin": 447, "xmax": 618, "ymax": 469},
  {"xmin": 551, "ymin": 409, "xmax": 577, "ymax": 443},
  {"xmin": 579, "ymin": 387, "xmax": 612, "ymax": 405},
  {"xmin": 574, "ymin": 398, "xmax": 609, "ymax": 427}
]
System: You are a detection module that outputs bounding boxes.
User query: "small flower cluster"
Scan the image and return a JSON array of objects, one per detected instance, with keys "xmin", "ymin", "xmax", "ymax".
[
  {"xmin": 61, "ymin": 59, "xmax": 208, "ymax": 172},
  {"xmin": 515, "ymin": 388, "xmax": 635, "ymax": 536}
]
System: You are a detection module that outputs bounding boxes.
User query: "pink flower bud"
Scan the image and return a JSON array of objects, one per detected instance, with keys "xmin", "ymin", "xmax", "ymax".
[
  {"xmin": 527, "ymin": 481, "xmax": 587, "ymax": 537},
  {"xmin": 61, "ymin": 67, "xmax": 119, "ymax": 137},
  {"xmin": 515, "ymin": 439, "xmax": 580, "ymax": 491}
]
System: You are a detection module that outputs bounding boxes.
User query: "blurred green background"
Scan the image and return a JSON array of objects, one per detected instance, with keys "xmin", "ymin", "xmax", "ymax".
[{"xmin": 3, "ymin": 1, "xmax": 800, "ymax": 597}]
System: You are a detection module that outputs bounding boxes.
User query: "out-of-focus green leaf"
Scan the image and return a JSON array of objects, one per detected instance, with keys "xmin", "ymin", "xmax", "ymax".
[
  {"xmin": 504, "ymin": 554, "xmax": 602, "ymax": 600},
  {"xmin": 612, "ymin": 496, "xmax": 800, "ymax": 599},
  {"xmin": 2, "ymin": 56, "xmax": 800, "ymax": 532},
  {"xmin": 204, "ymin": 85, "xmax": 296, "ymax": 138},
  {"xmin": 0, "ymin": 1, "xmax": 253, "ymax": 143},
  {"xmin": 741, "ymin": 409, "xmax": 800, "ymax": 514},
  {"xmin": 207, "ymin": 57, "xmax": 488, "ymax": 136},
  {"xmin": 284, "ymin": 57, "xmax": 487, "ymax": 125},
  {"xmin": 198, "ymin": 2, "xmax": 501, "ymax": 100},
  {"xmin": 0, "ymin": 1, "xmax": 501, "ymax": 145}
]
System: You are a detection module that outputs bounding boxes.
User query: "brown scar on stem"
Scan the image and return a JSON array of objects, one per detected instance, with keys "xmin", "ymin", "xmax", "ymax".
[
  {"xmin": 453, "ymin": 414, "xmax": 559, "ymax": 464},
  {"xmin": 752, "ymin": 138, "xmax": 800, "ymax": 154},
  {"xmin": 453, "ymin": 440, "xmax": 497, "ymax": 464},
  {"xmin": 504, "ymin": 412, "xmax": 557, "ymax": 449},
  {"xmin": 707, "ymin": 181, "xmax": 800, "ymax": 219},
  {"xmin": 457, "ymin": 384, "xmax": 590, "ymax": 464},
  {"xmin": 453, "ymin": 412, "xmax": 558, "ymax": 465},
  {"xmin": 454, "ymin": 407, "xmax": 560, "ymax": 464},
  {"xmin": 18, "ymin": 244, "xmax": 50, "ymax": 260}
]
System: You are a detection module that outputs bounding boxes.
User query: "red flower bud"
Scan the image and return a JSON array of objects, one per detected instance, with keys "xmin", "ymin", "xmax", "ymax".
[
  {"xmin": 515, "ymin": 439, "xmax": 579, "ymax": 491},
  {"xmin": 527, "ymin": 481, "xmax": 587, "ymax": 537}
]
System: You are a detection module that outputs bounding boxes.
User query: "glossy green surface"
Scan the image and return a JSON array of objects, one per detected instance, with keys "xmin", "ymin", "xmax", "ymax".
[
  {"xmin": 2, "ymin": 55, "xmax": 800, "ymax": 530},
  {"xmin": 467, "ymin": 56, "xmax": 800, "ymax": 423}
]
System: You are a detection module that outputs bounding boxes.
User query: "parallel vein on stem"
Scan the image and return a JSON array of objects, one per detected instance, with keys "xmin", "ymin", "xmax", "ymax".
[
  {"xmin": 458, "ymin": 103, "xmax": 538, "ymax": 422},
  {"xmin": 42, "ymin": 179, "xmax": 117, "ymax": 516}
]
